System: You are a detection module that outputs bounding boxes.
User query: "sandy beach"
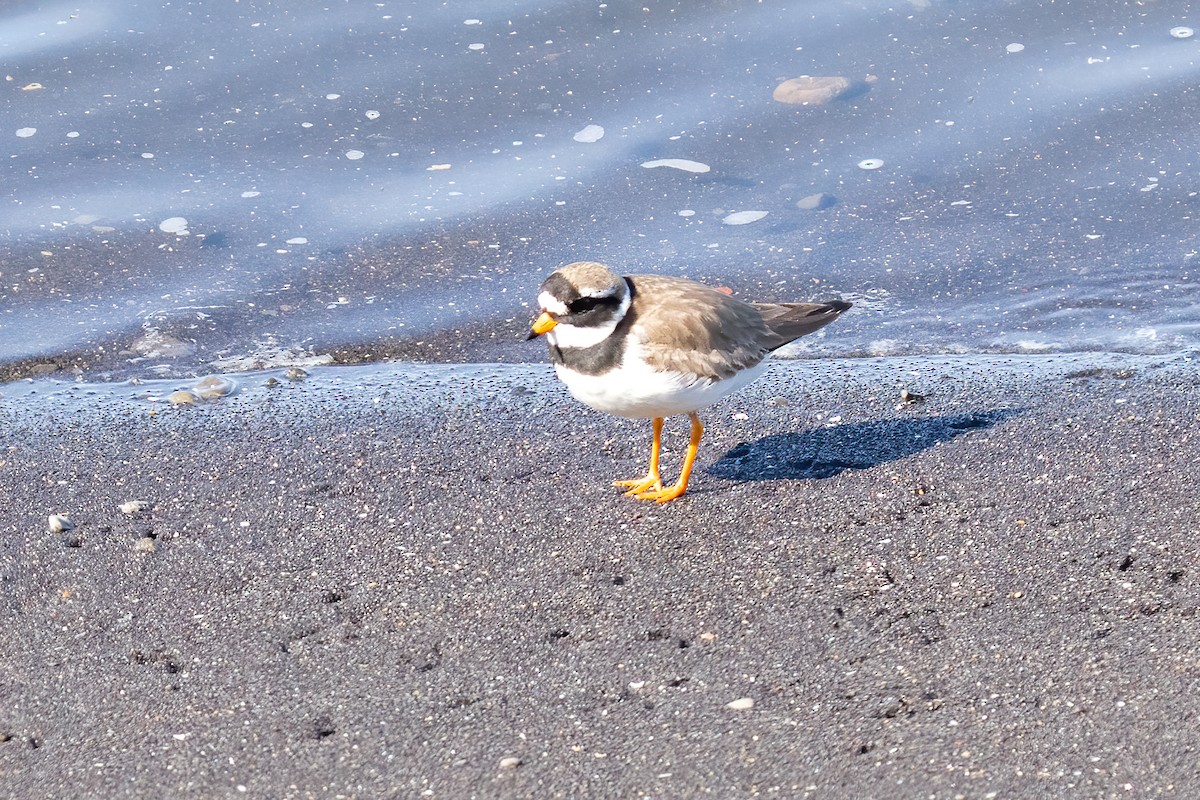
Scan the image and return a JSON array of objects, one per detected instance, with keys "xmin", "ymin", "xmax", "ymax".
[{"xmin": 2, "ymin": 352, "xmax": 1198, "ymax": 798}]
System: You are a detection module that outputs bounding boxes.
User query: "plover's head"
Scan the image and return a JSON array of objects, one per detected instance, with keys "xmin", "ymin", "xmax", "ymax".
[{"xmin": 527, "ymin": 262, "xmax": 630, "ymax": 347}]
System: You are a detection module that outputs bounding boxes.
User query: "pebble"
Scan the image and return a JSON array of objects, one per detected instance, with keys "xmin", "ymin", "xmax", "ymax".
[
  {"xmin": 134, "ymin": 537, "xmax": 157, "ymax": 553},
  {"xmin": 572, "ymin": 124, "xmax": 605, "ymax": 143},
  {"xmin": 722, "ymin": 210, "xmax": 768, "ymax": 225},
  {"xmin": 498, "ymin": 756, "xmax": 522, "ymax": 770},
  {"xmin": 158, "ymin": 217, "xmax": 188, "ymax": 233},
  {"xmin": 264, "ymin": 377, "xmax": 280, "ymax": 388},
  {"xmin": 15, "ymin": 127, "xmax": 37, "ymax": 138},
  {"xmin": 796, "ymin": 192, "xmax": 836, "ymax": 210},
  {"xmin": 286, "ymin": 367, "xmax": 309, "ymax": 382},
  {"xmin": 168, "ymin": 389, "xmax": 201, "ymax": 406},
  {"xmin": 120, "ymin": 500, "xmax": 150, "ymax": 516},
  {"xmin": 192, "ymin": 375, "xmax": 236, "ymax": 401},
  {"xmin": 772, "ymin": 75, "xmax": 852, "ymax": 105},
  {"xmin": 345, "ymin": 150, "xmax": 365, "ymax": 160},
  {"xmin": 132, "ymin": 331, "xmax": 193, "ymax": 358},
  {"xmin": 48, "ymin": 514, "xmax": 74, "ymax": 533},
  {"xmin": 726, "ymin": 697, "xmax": 755, "ymax": 711},
  {"xmin": 1006, "ymin": 42, "xmax": 1025, "ymax": 53},
  {"xmin": 640, "ymin": 158, "xmax": 710, "ymax": 173}
]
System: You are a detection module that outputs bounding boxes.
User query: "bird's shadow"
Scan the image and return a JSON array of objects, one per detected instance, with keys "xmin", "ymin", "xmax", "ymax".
[{"xmin": 708, "ymin": 409, "xmax": 1021, "ymax": 481}]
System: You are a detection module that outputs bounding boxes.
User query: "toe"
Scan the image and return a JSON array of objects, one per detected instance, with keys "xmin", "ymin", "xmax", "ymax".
[{"xmin": 634, "ymin": 485, "xmax": 686, "ymax": 503}]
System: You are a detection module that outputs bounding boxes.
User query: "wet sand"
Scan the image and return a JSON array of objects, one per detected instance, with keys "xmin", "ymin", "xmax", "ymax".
[{"xmin": 1, "ymin": 353, "xmax": 1198, "ymax": 798}]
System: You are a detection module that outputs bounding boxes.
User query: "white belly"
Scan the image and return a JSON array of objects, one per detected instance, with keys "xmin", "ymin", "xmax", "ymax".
[{"xmin": 555, "ymin": 356, "xmax": 770, "ymax": 419}]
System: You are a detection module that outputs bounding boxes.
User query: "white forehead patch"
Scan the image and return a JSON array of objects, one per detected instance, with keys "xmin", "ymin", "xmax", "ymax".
[
  {"xmin": 578, "ymin": 283, "xmax": 619, "ymax": 298},
  {"xmin": 538, "ymin": 291, "xmax": 569, "ymax": 315}
]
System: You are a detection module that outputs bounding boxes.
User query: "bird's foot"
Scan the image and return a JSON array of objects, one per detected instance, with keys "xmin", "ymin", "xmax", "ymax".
[
  {"xmin": 632, "ymin": 482, "xmax": 688, "ymax": 503},
  {"xmin": 614, "ymin": 473, "xmax": 662, "ymax": 496}
]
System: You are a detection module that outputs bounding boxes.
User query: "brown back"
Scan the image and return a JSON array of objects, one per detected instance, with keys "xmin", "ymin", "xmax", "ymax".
[{"xmin": 628, "ymin": 274, "xmax": 850, "ymax": 380}]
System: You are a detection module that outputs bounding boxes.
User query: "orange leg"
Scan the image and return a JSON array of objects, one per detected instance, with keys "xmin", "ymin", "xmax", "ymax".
[
  {"xmin": 613, "ymin": 417, "xmax": 664, "ymax": 496},
  {"xmin": 634, "ymin": 412, "xmax": 703, "ymax": 503}
]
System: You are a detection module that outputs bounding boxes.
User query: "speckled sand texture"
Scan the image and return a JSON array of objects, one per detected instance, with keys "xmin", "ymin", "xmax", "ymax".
[{"xmin": 1, "ymin": 354, "xmax": 1198, "ymax": 797}]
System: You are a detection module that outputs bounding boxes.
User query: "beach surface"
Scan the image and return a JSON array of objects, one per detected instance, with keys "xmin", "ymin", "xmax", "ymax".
[{"xmin": 1, "ymin": 352, "xmax": 1198, "ymax": 798}]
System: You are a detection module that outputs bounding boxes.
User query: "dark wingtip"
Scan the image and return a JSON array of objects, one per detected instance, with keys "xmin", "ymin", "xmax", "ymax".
[
  {"xmin": 827, "ymin": 299, "xmax": 852, "ymax": 313},
  {"xmin": 525, "ymin": 329, "xmax": 541, "ymax": 341}
]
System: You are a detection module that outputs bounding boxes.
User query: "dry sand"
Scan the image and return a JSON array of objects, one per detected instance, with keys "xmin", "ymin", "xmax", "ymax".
[{"xmin": 1, "ymin": 353, "xmax": 1198, "ymax": 798}]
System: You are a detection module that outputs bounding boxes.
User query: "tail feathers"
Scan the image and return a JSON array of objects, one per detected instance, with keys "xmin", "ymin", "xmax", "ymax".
[{"xmin": 754, "ymin": 299, "xmax": 851, "ymax": 349}]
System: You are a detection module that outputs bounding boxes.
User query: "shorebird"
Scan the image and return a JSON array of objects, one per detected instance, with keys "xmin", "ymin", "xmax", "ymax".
[{"xmin": 527, "ymin": 261, "xmax": 850, "ymax": 502}]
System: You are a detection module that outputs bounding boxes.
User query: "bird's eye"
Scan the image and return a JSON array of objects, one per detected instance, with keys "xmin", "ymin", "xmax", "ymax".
[{"xmin": 568, "ymin": 296, "xmax": 603, "ymax": 313}]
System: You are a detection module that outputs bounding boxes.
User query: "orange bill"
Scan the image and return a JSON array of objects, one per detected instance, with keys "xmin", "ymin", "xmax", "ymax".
[{"xmin": 527, "ymin": 311, "xmax": 558, "ymax": 338}]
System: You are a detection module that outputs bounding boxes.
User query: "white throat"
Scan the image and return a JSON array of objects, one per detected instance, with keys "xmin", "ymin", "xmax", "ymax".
[{"xmin": 546, "ymin": 288, "xmax": 631, "ymax": 350}]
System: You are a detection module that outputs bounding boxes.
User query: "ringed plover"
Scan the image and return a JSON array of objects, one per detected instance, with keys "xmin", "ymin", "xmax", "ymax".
[{"xmin": 527, "ymin": 261, "xmax": 850, "ymax": 502}]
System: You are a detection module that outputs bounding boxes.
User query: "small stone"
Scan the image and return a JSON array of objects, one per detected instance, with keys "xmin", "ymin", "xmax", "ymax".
[
  {"xmin": 192, "ymin": 375, "xmax": 236, "ymax": 400},
  {"xmin": 726, "ymin": 697, "xmax": 754, "ymax": 711},
  {"xmin": 285, "ymin": 367, "xmax": 308, "ymax": 382},
  {"xmin": 168, "ymin": 389, "xmax": 201, "ymax": 406},
  {"xmin": 498, "ymin": 756, "xmax": 522, "ymax": 770},
  {"xmin": 48, "ymin": 514, "xmax": 74, "ymax": 533},
  {"xmin": 772, "ymin": 76, "xmax": 852, "ymax": 105},
  {"xmin": 640, "ymin": 158, "xmax": 710, "ymax": 173},
  {"xmin": 573, "ymin": 124, "xmax": 605, "ymax": 143},
  {"xmin": 134, "ymin": 537, "xmax": 157, "ymax": 553},
  {"xmin": 877, "ymin": 695, "xmax": 905, "ymax": 718},
  {"xmin": 796, "ymin": 192, "xmax": 836, "ymax": 211},
  {"xmin": 722, "ymin": 210, "xmax": 769, "ymax": 225},
  {"xmin": 699, "ymin": 632, "xmax": 716, "ymax": 641},
  {"xmin": 264, "ymin": 377, "xmax": 280, "ymax": 388}
]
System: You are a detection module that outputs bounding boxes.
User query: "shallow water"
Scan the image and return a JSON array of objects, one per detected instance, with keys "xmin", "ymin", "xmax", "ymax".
[
  {"xmin": 0, "ymin": 351, "xmax": 1179, "ymax": 417},
  {"xmin": 3, "ymin": 0, "xmax": 1199, "ymax": 379}
]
